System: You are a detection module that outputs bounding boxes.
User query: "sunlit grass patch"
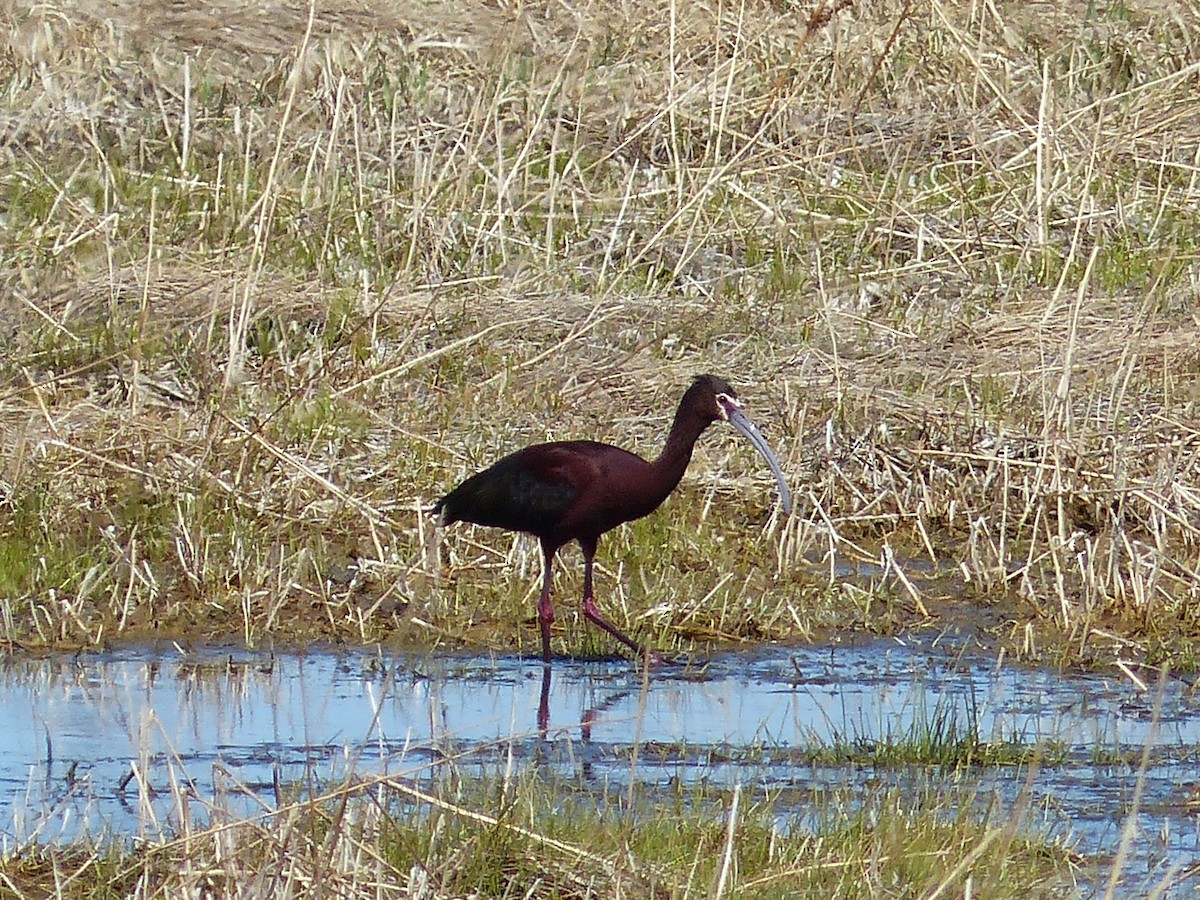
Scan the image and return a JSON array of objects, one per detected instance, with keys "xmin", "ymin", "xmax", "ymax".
[
  {"xmin": 0, "ymin": 0, "xmax": 1197, "ymax": 667},
  {"xmin": 0, "ymin": 765, "xmax": 1081, "ymax": 899}
]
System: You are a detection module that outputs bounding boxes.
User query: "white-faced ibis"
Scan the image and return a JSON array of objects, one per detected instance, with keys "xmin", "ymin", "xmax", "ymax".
[{"xmin": 434, "ymin": 374, "xmax": 792, "ymax": 662}]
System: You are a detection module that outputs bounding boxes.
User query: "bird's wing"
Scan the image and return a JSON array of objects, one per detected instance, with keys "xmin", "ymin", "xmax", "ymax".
[{"xmin": 436, "ymin": 442, "xmax": 597, "ymax": 533}]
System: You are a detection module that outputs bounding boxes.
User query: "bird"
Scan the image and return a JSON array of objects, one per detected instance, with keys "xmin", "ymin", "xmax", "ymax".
[{"xmin": 433, "ymin": 374, "xmax": 792, "ymax": 663}]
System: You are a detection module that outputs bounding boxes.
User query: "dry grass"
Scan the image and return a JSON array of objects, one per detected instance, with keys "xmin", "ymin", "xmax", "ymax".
[
  {"xmin": 0, "ymin": 0, "xmax": 1198, "ymax": 667},
  {"xmin": 0, "ymin": 760, "xmax": 1083, "ymax": 899}
]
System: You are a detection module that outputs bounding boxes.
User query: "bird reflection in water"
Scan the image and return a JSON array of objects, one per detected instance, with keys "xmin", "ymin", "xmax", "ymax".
[{"xmin": 535, "ymin": 664, "xmax": 636, "ymax": 793}]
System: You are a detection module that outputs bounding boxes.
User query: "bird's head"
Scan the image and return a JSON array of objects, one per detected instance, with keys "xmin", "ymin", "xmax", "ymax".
[
  {"xmin": 689, "ymin": 373, "xmax": 793, "ymax": 515},
  {"xmin": 688, "ymin": 374, "xmax": 738, "ymax": 423}
]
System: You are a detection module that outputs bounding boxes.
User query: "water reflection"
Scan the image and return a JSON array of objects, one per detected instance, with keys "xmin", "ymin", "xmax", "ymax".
[{"xmin": 3, "ymin": 642, "xmax": 1200, "ymax": 892}]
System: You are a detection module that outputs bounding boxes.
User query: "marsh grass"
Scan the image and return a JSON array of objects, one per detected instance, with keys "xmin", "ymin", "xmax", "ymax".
[
  {"xmin": 1, "ymin": 0, "xmax": 1200, "ymax": 670},
  {"xmin": 0, "ymin": 748, "xmax": 1082, "ymax": 899},
  {"xmin": 5, "ymin": 2, "xmax": 1198, "ymax": 889}
]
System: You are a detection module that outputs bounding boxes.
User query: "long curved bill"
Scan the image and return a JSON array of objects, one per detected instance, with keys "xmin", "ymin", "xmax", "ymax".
[{"xmin": 726, "ymin": 406, "xmax": 793, "ymax": 515}]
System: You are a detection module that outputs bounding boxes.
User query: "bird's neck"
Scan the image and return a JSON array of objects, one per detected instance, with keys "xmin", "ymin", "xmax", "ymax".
[{"xmin": 651, "ymin": 407, "xmax": 710, "ymax": 489}]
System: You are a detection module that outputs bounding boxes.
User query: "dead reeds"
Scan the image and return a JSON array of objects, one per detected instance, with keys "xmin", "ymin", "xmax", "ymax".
[{"xmin": 0, "ymin": 0, "xmax": 1196, "ymax": 669}]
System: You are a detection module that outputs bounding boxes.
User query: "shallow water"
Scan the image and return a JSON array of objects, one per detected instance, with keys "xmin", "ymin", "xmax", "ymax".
[{"xmin": 4, "ymin": 640, "xmax": 1200, "ymax": 895}]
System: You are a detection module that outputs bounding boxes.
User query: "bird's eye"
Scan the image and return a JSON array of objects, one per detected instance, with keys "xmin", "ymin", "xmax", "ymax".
[{"xmin": 715, "ymin": 393, "xmax": 738, "ymax": 419}]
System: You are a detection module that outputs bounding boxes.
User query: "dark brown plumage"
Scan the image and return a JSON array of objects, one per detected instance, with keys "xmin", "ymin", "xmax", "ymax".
[{"xmin": 434, "ymin": 375, "xmax": 791, "ymax": 662}]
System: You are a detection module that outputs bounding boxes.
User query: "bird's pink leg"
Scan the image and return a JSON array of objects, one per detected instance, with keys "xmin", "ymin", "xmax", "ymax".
[
  {"xmin": 538, "ymin": 541, "xmax": 557, "ymax": 662},
  {"xmin": 579, "ymin": 538, "xmax": 661, "ymax": 664}
]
